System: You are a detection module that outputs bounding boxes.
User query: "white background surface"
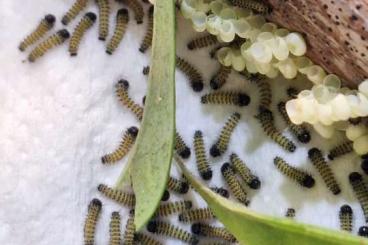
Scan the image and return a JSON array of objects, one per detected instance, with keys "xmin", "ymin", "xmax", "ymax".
[{"xmin": 0, "ymin": 0, "xmax": 365, "ymax": 244}]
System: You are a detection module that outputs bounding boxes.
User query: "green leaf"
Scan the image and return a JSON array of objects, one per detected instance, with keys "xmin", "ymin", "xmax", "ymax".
[
  {"xmin": 115, "ymin": 0, "xmax": 176, "ymax": 231},
  {"xmin": 176, "ymin": 155, "xmax": 368, "ymax": 245}
]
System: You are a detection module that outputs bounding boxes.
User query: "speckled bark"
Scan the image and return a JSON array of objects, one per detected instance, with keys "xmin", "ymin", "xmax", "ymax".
[{"xmin": 265, "ymin": 0, "xmax": 368, "ymax": 87}]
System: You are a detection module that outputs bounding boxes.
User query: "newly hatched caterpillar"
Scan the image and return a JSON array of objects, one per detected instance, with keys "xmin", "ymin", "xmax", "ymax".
[
  {"xmin": 69, "ymin": 12, "xmax": 97, "ymax": 56},
  {"xmin": 116, "ymin": 0, "xmax": 144, "ymax": 24},
  {"xmin": 62, "ymin": 0, "xmax": 88, "ymax": 25},
  {"xmin": 308, "ymin": 148, "xmax": 341, "ymax": 195},
  {"xmin": 278, "ymin": 101, "xmax": 311, "ymax": 143},
  {"xmin": 175, "ymin": 132, "xmax": 191, "ymax": 159},
  {"xmin": 239, "ymin": 70, "xmax": 265, "ymax": 83},
  {"xmin": 201, "ymin": 92, "xmax": 250, "ymax": 107},
  {"xmin": 210, "ymin": 186, "xmax": 229, "ymax": 198},
  {"xmin": 84, "ymin": 198, "xmax": 102, "ymax": 245},
  {"xmin": 255, "ymin": 108, "xmax": 296, "ymax": 152},
  {"xmin": 101, "ymin": 126, "xmax": 138, "ymax": 164},
  {"xmin": 194, "ymin": 131, "xmax": 212, "ymax": 180},
  {"xmin": 176, "ymin": 56, "xmax": 204, "ymax": 92},
  {"xmin": 134, "ymin": 233, "xmax": 162, "ymax": 245},
  {"xmin": 254, "ymin": 79, "xmax": 272, "ymax": 110},
  {"xmin": 142, "ymin": 66, "xmax": 150, "ymax": 75},
  {"xmin": 106, "ymin": 9, "xmax": 129, "ymax": 55},
  {"xmin": 167, "ymin": 176, "xmax": 189, "ymax": 194},
  {"xmin": 109, "ymin": 212, "xmax": 121, "ymax": 245},
  {"xmin": 328, "ymin": 141, "xmax": 354, "ymax": 160},
  {"xmin": 96, "ymin": 0, "xmax": 110, "ymax": 41},
  {"xmin": 221, "ymin": 162, "xmax": 250, "ymax": 206},
  {"xmin": 230, "ymin": 153, "xmax": 261, "ymax": 189},
  {"xmin": 210, "ymin": 65, "xmax": 232, "ymax": 90},
  {"xmin": 349, "ymin": 117, "xmax": 362, "ymax": 125},
  {"xmin": 139, "ymin": 6, "xmax": 154, "ymax": 53},
  {"xmin": 191, "ymin": 223, "xmax": 237, "ymax": 243},
  {"xmin": 155, "ymin": 200, "xmax": 192, "ymax": 217},
  {"xmin": 285, "ymin": 208, "xmax": 295, "ymax": 218},
  {"xmin": 115, "ymin": 79, "xmax": 144, "ymax": 121},
  {"xmin": 339, "ymin": 205, "xmax": 353, "ymax": 232},
  {"xmin": 147, "ymin": 220, "xmax": 199, "ymax": 245},
  {"xmin": 274, "ymin": 156, "xmax": 315, "ymax": 188},
  {"xmin": 359, "ymin": 226, "xmax": 368, "ymax": 237},
  {"xmin": 97, "ymin": 184, "xmax": 135, "ymax": 207},
  {"xmin": 123, "ymin": 210, "xmax": 135, "ymax": 245},
  {"xmin": 349, "ymin": 172, "xmax": 368, "ymax": 222},
  {"xmin": 179, "ymin": 207, "xmax": 215, "ymax": 223},
  {"xmin": 210, "ymin": 113, "xmax": 241, "ymax": 157},
  {"xmin": 19, "ymin": 14, "xmax": 56, "ymax": 51},
  {"xmin": 187, "ymin": 34, "xmax": 218, "ymax": 50},
  {"xmin": 286, "ymin": 87, "xmax": 298, "ymax": 99},
  {"xmin": 28, "ymin": 29, "xmax": 70, "ymax": 62},
  {"xmin": 228, "ymin": 0, "xmax": 269, "ymax": 14}
]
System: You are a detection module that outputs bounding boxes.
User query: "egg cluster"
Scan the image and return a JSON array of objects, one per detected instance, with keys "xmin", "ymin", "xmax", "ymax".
[{"xmin": 286, "ymin": 79, "xmax": 368, "ymax": 156}]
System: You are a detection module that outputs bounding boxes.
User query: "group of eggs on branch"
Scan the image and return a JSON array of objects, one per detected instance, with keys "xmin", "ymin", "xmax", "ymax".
[{"xmin": 180, "ymin": 0, "xmax": 368, "ymax": 157}]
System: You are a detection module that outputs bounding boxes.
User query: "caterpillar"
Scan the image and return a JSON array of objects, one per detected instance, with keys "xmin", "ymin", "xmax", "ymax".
[
  {"xmin": 147, "ymin": 220, "xmax": 199, "ymax": 245},
  {"xmin": 134, "ymin": 233, "xmax": 162, "ymax": 245},
  {"xmin": 201, "ymin": 92, "xmax": 250, "ymax": 107},
  {"xmin": 69, "ymin": 12, "xmax": 97, "ymax": 56},
  {"xmin": 28, "ymin": 29, "xmax": 70, "ymax": 62},
  {"xmin": 221, "ymin": 162, "xmax": 250, "ymax": 206},
  {"xmin": 19, "ymin": 14, "xmax": 56, "ymax": 51},
  {"xmin": 359, "ymin": 226, "xmax": 368, "ymax": 237},
  {"xmin": 327, "ymin": 141, "xmax": 354, "ymax": 160},
  {"xmin": 109, "ymin": 212, "xmax": 121, "ymax": 245},
  {"xmin": 161, "ymin": 190, "xmax": 170, "ymax": 202},
  {"xmin": 123, "ymin": 210, "xmax": 135, "ymax": 245},
  {"xmin": 139, "ymin": 6, "xmax": 154, "ymax": 53},
  {"xmin": 178, "ymin": 207, "xmax": 215, "ymax": 223},
  {"xmin": 191, "ymin": 223, "xmax": 237, "ymax": 243},
  {"xmin": 238, "ymin": 70, "xmax": 265, "ymax": 83},
  {"xmin": 97, "ymin": 184, "xmax": 135, "ymax": 207},
  {"xmin": 116, "ymin": 0, "xmax": 144, "ymax": 24},
  {"xmin": 115, "ymin": 79, "xmax": 144, "ymax": 121},
  {"xmin": 274, "ymin": 157, "xmax": 315, "ymax": 188},
  {"xmin": 176, "ymin": 56, "xmax": 204, "ymax": 92},
  {"xmin": 175, "ymin": 132, "xmax": 191, "ymax": 159},
  {"xmin": 210, "ymin": 113, "xmax": 241, "ymax": 157},
  {"xmin": 286, "ymin": 87, "xmax": 298, "ymax": 99},
  {"xmin": 210, "ymin": 186, "xmax": 229, "ymax": 198},
  {"xmin": 210, "ymin": 65, "xmax": 232, "ymax": 90},
  {"xmin": 155, "ymin": 200, "xmax": 192, "ymax": 217},
  {"xmin": 167, "ymin": 176, "xmax": 189, "ymax": 194},
  {"xmin": 254, "ymin": 79, "xmax": 272, "ymax": 110},
  {"xmin": 84, "ymin": 198, "xmax": 102, "ymax": 245},
  {"xmin": 230, "ymin": 153, "xmax": 261, "ymax": 189},
  {"xmin": 101, "ymin": 126, "xmax": 138, "ymax": 164},
  {"xmin": 308, "ymin": 148, "xmax": 341, "ymax": 195},
  {"xmin": 187, "ymin": 34, "xmax": 218, "ymax": 50},
  {"xmin": 61, "ymin": 0, "xmax": 88, "ymax": 25},
  {"xmin": 339, "ymin": 205, "xmax": 353, "ymax": 232},
  {"xmin": 142, "ymin": 66, "xmax": 150, "ymax": 75},
  {"xmin": 106, "ymin": 9, "xmax": 129, "ymax": 55},
  {"xmin": 349, "ymin": 172, "xmax": 368, "ymax": 222},
  {"xmin": 362, "ymin": 158, "xmax": 368, "ymax": 175},
  {"xmin": 278, "ymin": 101, "xmax": 311, "ymax": 143},
  {"xmin": 194, "ymin": 131, "xmax": 212, "ymax": 180},
  {"xmin": 228, "ymin": 0, "xmax": 269, "ymax": 14},
  {"xmin": 96, "ymin": 0, "xmax": 110, "ymax": 41},
  {"xmin": 255, "ymin": 108, "xmax": 296, "ymax": 152},
  {"xmin": 285, "ymin": 208, "xmax": 295, "ymax": 218}
]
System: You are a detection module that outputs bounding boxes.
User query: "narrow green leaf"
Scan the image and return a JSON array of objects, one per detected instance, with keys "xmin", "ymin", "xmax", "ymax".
[
  {"xmin": 116, "ymin": 0, "xmax": 176, "ymax": 231},
  {"xmin": 176, "ymin": 156, "xmax": 368, "ymax": 245}
]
